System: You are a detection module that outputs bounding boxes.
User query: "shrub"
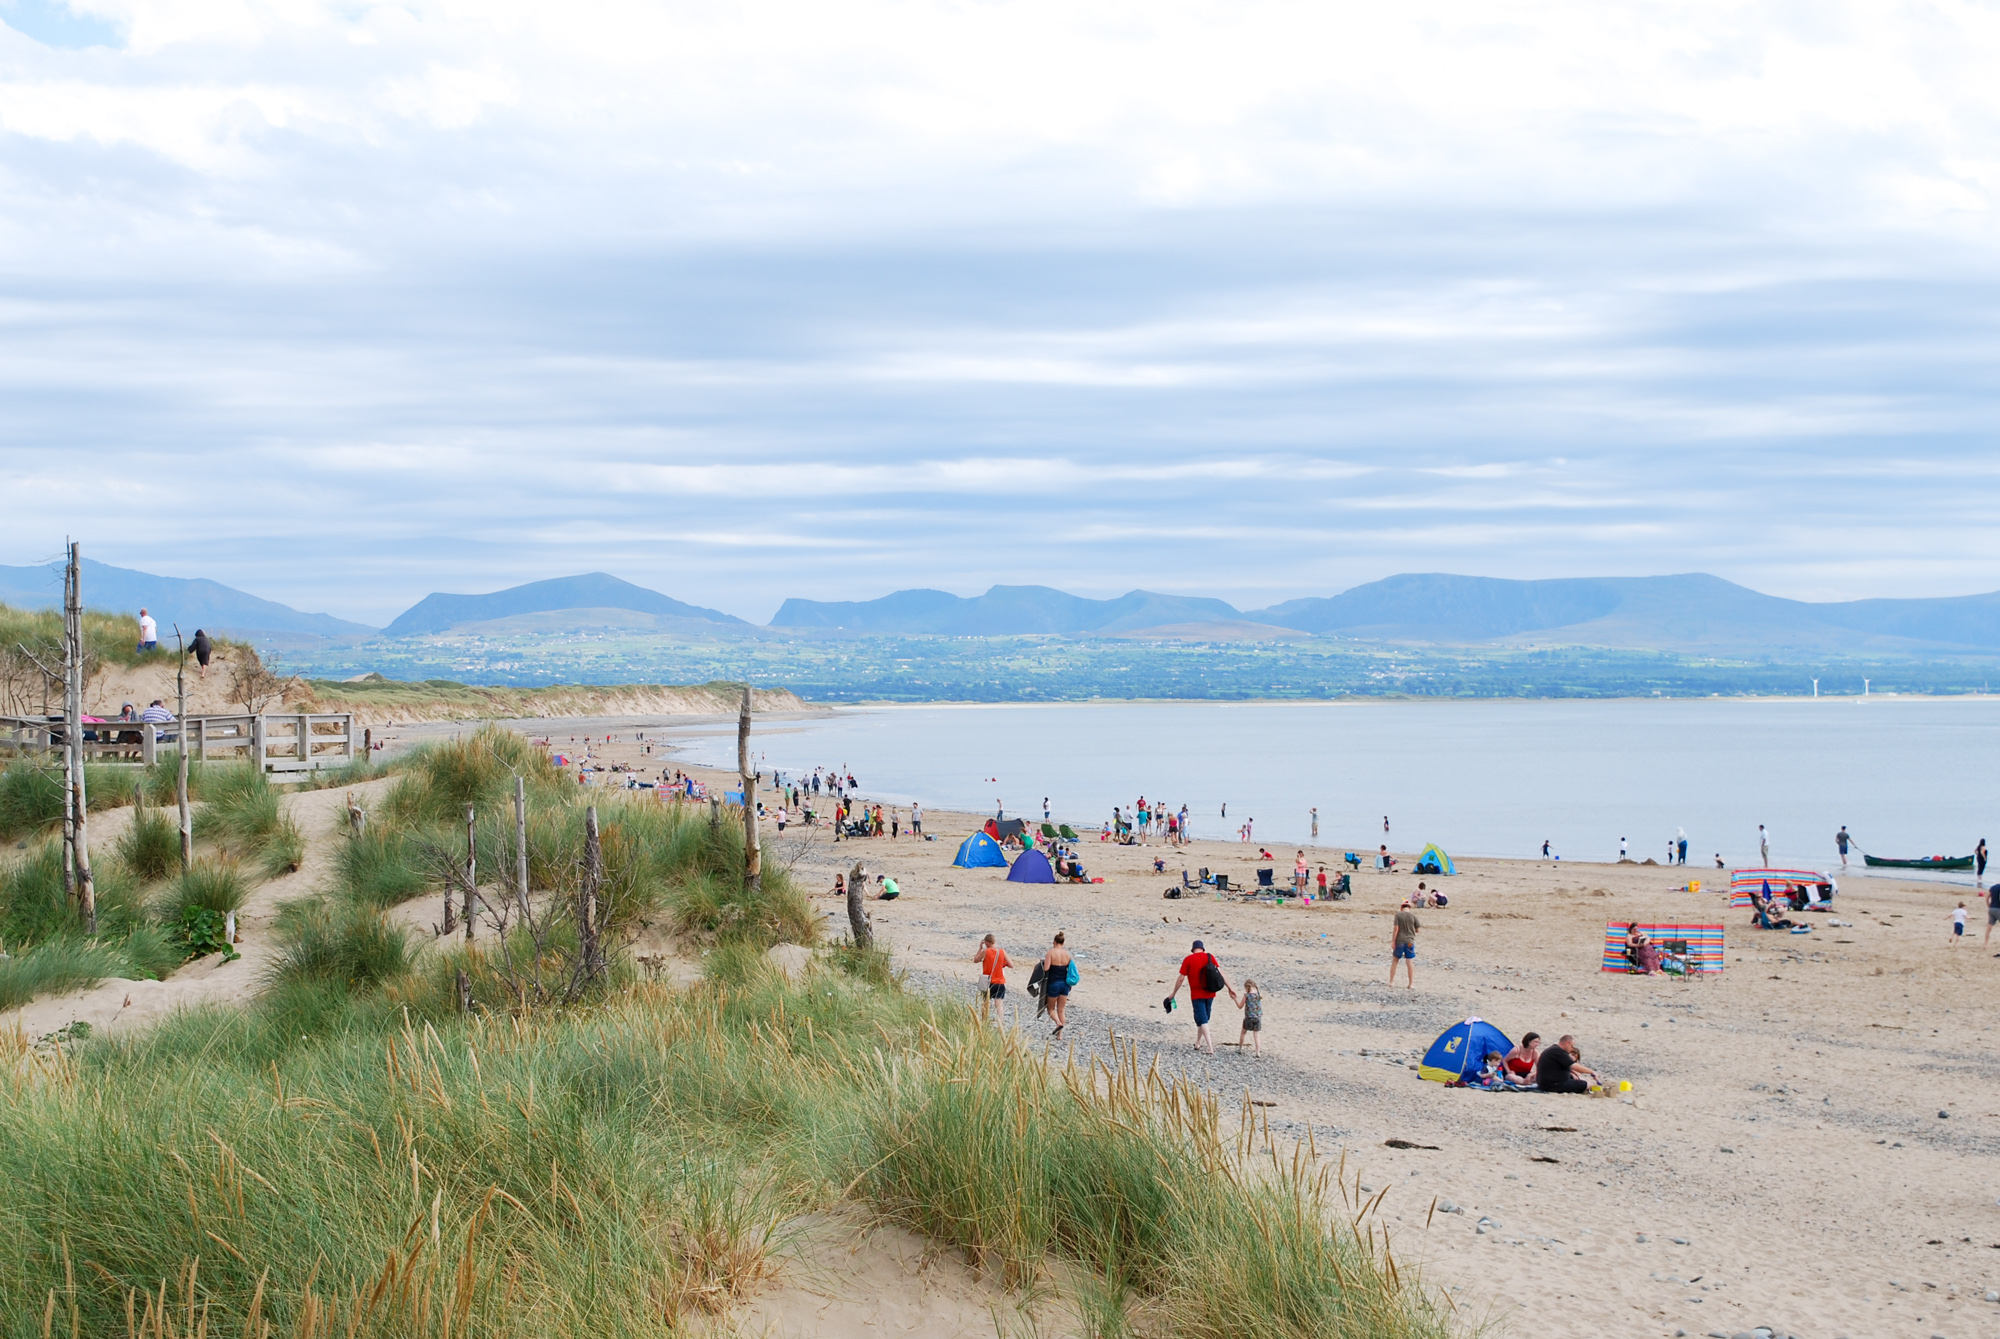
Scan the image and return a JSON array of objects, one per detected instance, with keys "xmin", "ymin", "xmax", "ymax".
[
  {"xmin": 267, "ymin": 903, "xmax": 413, "ymax": 992},
  {"xmin": 160, "ymin": 860, "xmax": 248, "ymax": 922},
  {"xmin": 333, "ymin": 825, "xmax": 428, "ymax": 908},
  {"xmin": 0, "ymin": 938, "xmax": 132, "ymax": 1009},
  {"xmin": 191, "ymin": 765, "xmax": 280, "ymax": 853},
  {"xmin": 116, "ymin": 807, "xmax": 182, "ymax": 883},
  {"xmin": 0, "ymin": 762, "xmax": 62, "ymax": 841},
  {"xmin": 258, "ymin": 814, "xmax": 306, "ymax": 879}
]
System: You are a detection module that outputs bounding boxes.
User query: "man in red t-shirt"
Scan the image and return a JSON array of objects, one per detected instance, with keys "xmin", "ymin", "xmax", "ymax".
[
  {"xmin": 1168, "ymin": 938, "xmax": 1232, "ymax": 1054},
  {"xmin": 973, "ymin": 932, "xmax": 1012, "ymax": 1027}
]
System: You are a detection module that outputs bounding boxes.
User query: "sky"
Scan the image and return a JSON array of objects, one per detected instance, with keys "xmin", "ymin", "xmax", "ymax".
[{"xmin": 3, "ymin": 0, "xmax": 2000, "ymax": 627}]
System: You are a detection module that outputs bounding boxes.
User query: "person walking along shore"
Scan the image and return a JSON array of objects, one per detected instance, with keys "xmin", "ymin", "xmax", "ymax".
[
  {"xmin": 1168, "ymin": 939, "xmax": 1230, "ymax": 1055},
  {"xmin": 1038, "ymin": 932, "xmax": 1074, "ymax": 1038}
]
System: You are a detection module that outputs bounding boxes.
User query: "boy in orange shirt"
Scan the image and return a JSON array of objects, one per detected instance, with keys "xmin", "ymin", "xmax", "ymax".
[{"xmin": 974, "ymin": 933, "xmax": 1012, "ymax": 1027}]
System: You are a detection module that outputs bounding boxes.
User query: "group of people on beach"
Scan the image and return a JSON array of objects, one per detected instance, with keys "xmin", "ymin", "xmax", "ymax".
[
  {"xmin": 1104, "ymin": 797, "xmax": 1192, "ymax": 845},
  {"xmin": 1458, "ymin": 1032, "xmax": 1602, "ymax": 1093}
]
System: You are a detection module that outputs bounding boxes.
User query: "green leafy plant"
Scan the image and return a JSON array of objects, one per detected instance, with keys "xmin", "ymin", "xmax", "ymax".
[{"xmin": 174, "ymin": 905, "xmax": 238, "ymax": 962}]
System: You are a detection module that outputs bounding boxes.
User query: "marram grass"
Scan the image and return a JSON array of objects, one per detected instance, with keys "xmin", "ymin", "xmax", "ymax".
[{"xmin": 0, "ymin": 974, "xmax": 1451, "ymax": 1339}]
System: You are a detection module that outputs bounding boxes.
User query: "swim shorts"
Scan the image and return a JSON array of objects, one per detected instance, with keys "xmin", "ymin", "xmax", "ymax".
[
  {"xmin": 1191, "ymin": 997, "xmax": 1213, "ymax": 1026},
  {"xmin": 988, "ymin": 982, "xmax": 1006, "ymax": 1000},
  {"xmin": 1394, "ymin": 943, "xmax": 1416, "ymax": 960}
]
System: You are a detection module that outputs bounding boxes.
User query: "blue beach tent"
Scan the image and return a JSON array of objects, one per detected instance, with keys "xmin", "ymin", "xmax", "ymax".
[
  {"xmin": 1006, "ymin": 849, "xmax": 1056, "ymax": 883},
  {"xmin": 952, "ymin": 832, "xmax": 1009, "ymax": 869},
  {"xmin": 1414, "ymin": 844, "xmax": 1456, "ymax": 876},
  {"xmin": 1417, "ymin": 1017, "xmax": 1513, "ymax": 1083}
]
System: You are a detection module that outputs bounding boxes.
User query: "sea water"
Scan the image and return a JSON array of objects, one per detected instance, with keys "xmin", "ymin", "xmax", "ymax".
[{"xmin": 664, "ymin": 697, "xmax": 2000, "ymax": 875}]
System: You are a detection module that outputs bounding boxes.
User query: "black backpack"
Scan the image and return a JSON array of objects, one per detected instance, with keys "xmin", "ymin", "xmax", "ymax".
[{"xmin": 1198, "ymin": 954, "xmax": 1226, "ymax": 994}]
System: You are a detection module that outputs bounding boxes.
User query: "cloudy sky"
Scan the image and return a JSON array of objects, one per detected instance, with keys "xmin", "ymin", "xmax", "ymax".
[{"xmin": 3, "ymin": 0, "xmax": 1999, "ymax": 626}]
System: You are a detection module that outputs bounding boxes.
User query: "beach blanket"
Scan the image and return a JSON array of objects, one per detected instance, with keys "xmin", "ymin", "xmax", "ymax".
[{"xmin": 1600, "ymin": 922, "xmax": 1724, "ymax": 975}]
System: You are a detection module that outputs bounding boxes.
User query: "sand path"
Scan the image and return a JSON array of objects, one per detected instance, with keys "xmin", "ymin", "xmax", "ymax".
[{"xmin": 6, "ymin": 777, "xmax": 399, "ymax": 1041}]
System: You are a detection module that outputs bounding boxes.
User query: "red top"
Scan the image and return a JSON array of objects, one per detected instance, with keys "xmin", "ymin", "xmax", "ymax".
[
  {"xmin": 1180, "ymin": 952, "xmax": 1220, "ymax": 1001},
  {"xmin": 980, "ymin": 946, "xmax": 1011, "ymax": 985}
]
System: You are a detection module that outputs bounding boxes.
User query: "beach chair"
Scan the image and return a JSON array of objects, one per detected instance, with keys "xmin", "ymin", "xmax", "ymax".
[
  {"xmin": 1181, "ymin": 869, "xmax": 1202, "ymax": 890},
  {"xmin": 1343, "ymin": 852, "xmax": 1361, "ymax": 870},
  {"xmin": 1041, "ymin": 823, "xmax": 1060, "ymax": 844},
  {"xmin": 1213, "ymin": 874, "xmax": 1231, "ymax": 892},
  {"xmin": 1256, "ymin": 868, "xmax": 1275, "ymax": 889},
  {"xmin": 1059, "ymin": 824, "xmax": 1081, "ymax": 842},
  {"xmin": 1198, "ymin": 866, "xmax": 1212, "ymax": 884}
]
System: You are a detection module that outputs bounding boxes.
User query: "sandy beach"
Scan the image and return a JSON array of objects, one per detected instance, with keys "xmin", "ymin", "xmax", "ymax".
[{"xmin": 563, "ymin": 724, "xmax": 2000, "ymax": 1339}]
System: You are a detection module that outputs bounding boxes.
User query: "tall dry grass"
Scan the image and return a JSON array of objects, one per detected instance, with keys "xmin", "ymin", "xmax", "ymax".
[{"xmin": 0, "ymin": 970, "xmax": 1449, "ymax": 1339}]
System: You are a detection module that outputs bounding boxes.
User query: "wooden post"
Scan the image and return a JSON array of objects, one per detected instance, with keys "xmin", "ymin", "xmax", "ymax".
[
  {"xmin": 141, "ymin": 722, "xmax": 156, "ymax": 768},
  {"xmin": 251, "ymin": 715, "xmax": 266, "ymax": 774},
  {"xmin": 364, "ymin": 726, "xmax": 372, "ymax": 759},
  {"xmin": 739, "ymin": 686, "xmax": 760, "ymax": 894},
  {"xmin": 175, "ymin": 629, "xmax": 192, "ymax": 872},
  {"xmin": 846, "ymin": 859, "xmax": 872, "ymax": 949},
  {"xmin": 464, "ymin": 804, "xmax": 477, "ymax": 942},
  {"xmin": 65, "ymin": 542, "xmax": 95, "ymax": 933},
  {"xmin": 576, "ymin": 804, "xmax": 603, "ymax": 987},
  {"xmin": 298, "ymin": 712, "xmax": 311, "ymax": 767},
  {"xmin": 514, "ymin": 775, "xmax": 530, "ymax": 926}
]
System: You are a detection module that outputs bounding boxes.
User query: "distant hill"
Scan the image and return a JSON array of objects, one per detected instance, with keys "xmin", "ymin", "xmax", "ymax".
[
  {"xmin": 1248, "ymin": 573, "xmax": 2000, "ymax": 652},
  {"xmin": 0, "ymin": 559, "xmax": 376, "ymax": 640},
  {"xmin": 771, "ymin": 585, "xmax": 1247, "ymax": 635},
  {"xmin": 385, "ymin": 573, "xmax": 746, "ymax": 637}
]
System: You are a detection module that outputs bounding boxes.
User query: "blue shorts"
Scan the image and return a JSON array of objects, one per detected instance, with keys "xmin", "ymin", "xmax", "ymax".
[
  {"xmin": 1043, "ymin": 978, "xmax": 1071, "ymax": 998},
  {"xmin": 1192, "ymin": 997, "xmax": 1214, "ymax": 1026},
  {"xmin": 1954, "ymin": 923, "xmax": 1965, "ymax": 936},
  {"xmin": 1394, "ymin": 943, "xmax": 1416, "ymax": 960}
]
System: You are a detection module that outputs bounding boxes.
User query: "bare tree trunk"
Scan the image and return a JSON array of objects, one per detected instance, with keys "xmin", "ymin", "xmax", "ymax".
[
  {"xmin": 574, "ymin": 804, "xmax": 603, "ymax": 989},
  {"xmin": 65, "ymin": 543, "xmax": 95, "ymax": 933},
  {"xmin": 846, "ymin": 859, "xmax": 872, "ymax": 949},
  {"xmin": 739, "ymin": 686, "xmax": 761, "ymax": 894},
  {"xmin": 464, "ymin": 804, "xmax": 477, "ymax": 942}
]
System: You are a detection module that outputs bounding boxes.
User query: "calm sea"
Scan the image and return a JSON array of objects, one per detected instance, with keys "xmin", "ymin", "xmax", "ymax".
[{"xmin": 664, "ymin": 698, "xmax": 2000, "ymax": 877}]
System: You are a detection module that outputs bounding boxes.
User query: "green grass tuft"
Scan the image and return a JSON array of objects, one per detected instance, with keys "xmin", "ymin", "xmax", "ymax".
[
  {"xmin": 116, "ymin": 806, "xmax": 183, "ymax": 883},
  {"xmin": 160, "ymin": 859, "xmax": 249, "ymax": 920},
  {"xmin": 267, "ymin": 902, "xmax": 413, "ymax": 991}
]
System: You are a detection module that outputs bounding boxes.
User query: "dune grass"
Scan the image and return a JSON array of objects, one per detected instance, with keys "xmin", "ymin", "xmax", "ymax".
[
  {"xmin": 0, "ymin": 968, "xmax": 1448, "ymax": 1339},
  {"xmin": 0, "ymin": 760, "xmax": 140, "ymax": 841},
  {"xmin": 115, "ymin": 806, "xmax": 182, "ymax": 883},
  {"xmin": 0, "ymin": 842, "xmax": 182, "ymax": 1004}
]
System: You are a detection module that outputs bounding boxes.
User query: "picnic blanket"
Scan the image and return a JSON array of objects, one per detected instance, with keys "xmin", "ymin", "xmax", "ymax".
[{"xmin": 1600, "ymin": 922, "xmax": 1724, "ymax": 975}]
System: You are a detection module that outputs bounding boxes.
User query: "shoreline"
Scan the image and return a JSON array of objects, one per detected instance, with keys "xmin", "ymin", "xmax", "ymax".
[{"xmin": 512, "ymin": 718, "xmax": 1994, "ymax": 1338}]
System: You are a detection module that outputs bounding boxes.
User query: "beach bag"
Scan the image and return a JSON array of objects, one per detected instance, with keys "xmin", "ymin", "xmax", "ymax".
[
  {"xmin": 1198, "ymin": 955, "xmax": 1225, "ymax": 993},
  {"xmin": 1065, "ymin": 960, "xmax": 1079, "ymax": 987}
]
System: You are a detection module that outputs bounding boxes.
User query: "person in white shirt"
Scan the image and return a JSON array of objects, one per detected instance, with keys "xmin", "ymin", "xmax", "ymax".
[{"xmin": 137, "ymin": 609, "xmax": 158, "ymax": 651}]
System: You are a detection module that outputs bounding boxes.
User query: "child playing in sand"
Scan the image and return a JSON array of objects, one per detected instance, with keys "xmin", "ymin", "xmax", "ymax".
[
  {"xmin": 1236, "ymin": 979, "xmax": 1263, "ymax": 1054},
  {"xmin": 1953, "ymin": 902, "xmax": 1967, "ymax": 943}
]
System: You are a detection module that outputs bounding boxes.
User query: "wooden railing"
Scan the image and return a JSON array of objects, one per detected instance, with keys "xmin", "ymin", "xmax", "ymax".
[{"xmin": 0, "ymin": 713, "xmax": 355, "ymax": 774}]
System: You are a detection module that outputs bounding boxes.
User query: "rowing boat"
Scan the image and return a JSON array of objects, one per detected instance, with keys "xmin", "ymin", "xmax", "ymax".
[{"xmin": 1862, "ymin": 853, "xmax": 1973, "ymax": 870}]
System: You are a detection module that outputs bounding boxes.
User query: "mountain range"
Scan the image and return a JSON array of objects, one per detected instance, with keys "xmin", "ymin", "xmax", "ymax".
[
  {"xmin": 0, "ymin": 558, "xmax": 375, "ymax": 640},
  {"xmin": 11, "ymin": 563, "xmax": 2000, "ymax": 657}
]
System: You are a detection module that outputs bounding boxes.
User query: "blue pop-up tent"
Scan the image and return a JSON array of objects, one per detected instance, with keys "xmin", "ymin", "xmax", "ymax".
[
  {"xmin": 1006, "ymin": 849, "xmax": 1056, "ymax": 883},
  {"xmin": 1414, "ymin": 843, "xmax": 1456, "ymax": 875},
  {"xmin": 1417, "ymin": 1017, "xmax": 1513, "ymax": 1083},
  {"xmin": 952, "ymin": 832, "xmax": 1009, "ymax": 869}
]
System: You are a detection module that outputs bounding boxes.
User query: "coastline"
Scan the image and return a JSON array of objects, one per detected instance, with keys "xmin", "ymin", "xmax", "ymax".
[{"xmin": 510, "ymin": 717, "xmax": 1994, "ymax": 1338}]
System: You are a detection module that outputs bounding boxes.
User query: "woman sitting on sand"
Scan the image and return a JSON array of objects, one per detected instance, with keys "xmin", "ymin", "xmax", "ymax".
[{"xmin": 1504, "ymin": 1032, "xmax": 1541, "ymax": 1081}]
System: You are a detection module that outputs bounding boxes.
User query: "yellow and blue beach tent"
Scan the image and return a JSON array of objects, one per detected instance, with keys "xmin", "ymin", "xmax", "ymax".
[
  {"xmin": 1415, "ymin": 843, "xmax": 1456, "ymax": 875},
  {"xmin": 1418, "ymin": 1017, "xmax": 1513, "ymax": 1083}
]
